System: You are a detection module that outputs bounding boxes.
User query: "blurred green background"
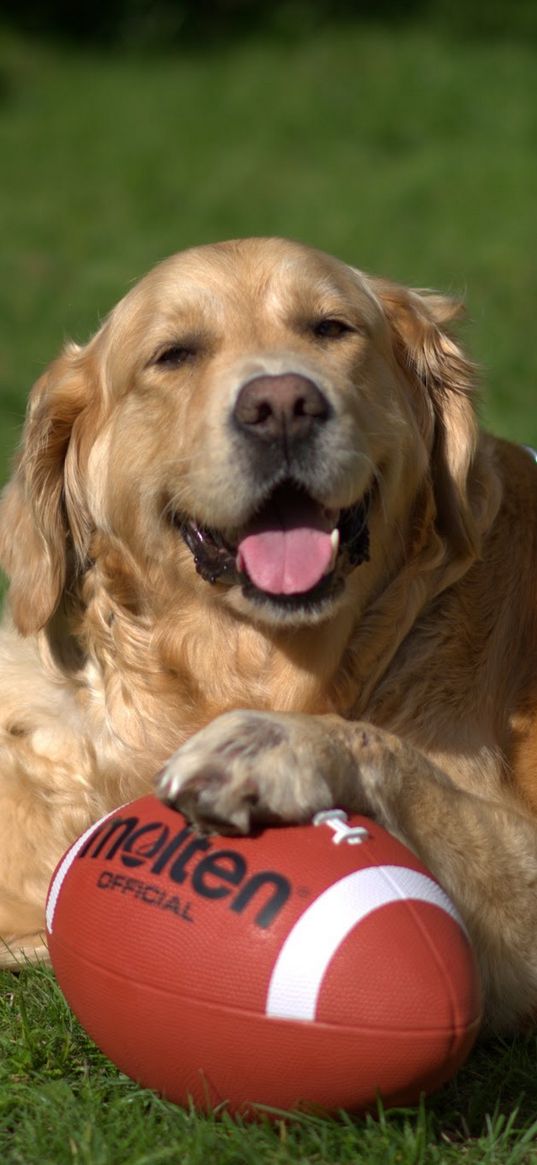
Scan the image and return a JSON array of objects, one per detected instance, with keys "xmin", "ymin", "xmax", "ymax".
[{"xmin": 1, "ymin": 0, "xmax": 536, "ymax": 480}]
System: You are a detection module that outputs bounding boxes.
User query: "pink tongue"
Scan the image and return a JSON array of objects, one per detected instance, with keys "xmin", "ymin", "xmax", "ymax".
[{"xmin": 236, "ymin": 494, "xmax": 334, "ymax": 596}]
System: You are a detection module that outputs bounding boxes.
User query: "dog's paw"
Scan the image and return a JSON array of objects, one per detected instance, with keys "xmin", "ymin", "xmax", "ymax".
[{"xmin": 155, "ymin": 709, "xmax": 338, "ymax": 834}]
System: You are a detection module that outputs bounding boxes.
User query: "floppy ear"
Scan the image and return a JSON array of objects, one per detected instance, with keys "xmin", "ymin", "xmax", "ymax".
[
  {"xmin": 370, "ymin": 278, "xmax": 491, "ymax": 559},
  {"xmin": 0, "ymin": 343, "xmax": 98, "ymax": 635}
]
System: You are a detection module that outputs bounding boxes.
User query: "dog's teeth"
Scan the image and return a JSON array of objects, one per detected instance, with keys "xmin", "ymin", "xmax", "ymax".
[{"xmin": 326, "ymin": 528, "xmax": 340, "ymax": 574}]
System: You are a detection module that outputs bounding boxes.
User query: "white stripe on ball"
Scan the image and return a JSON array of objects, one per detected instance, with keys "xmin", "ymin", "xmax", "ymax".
[
  {"xmin": 265, "ymin": 865, "xmax": 465, "ymax": 1022},
  {"xmin": 45, "ymin": 805, "xmax": 126, "ymax": 934}
]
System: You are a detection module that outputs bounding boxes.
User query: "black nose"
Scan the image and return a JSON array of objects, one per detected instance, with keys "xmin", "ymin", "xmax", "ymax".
[{"xmin": 233, "ymin": 374, "xmax": 331, "ymax": 443}]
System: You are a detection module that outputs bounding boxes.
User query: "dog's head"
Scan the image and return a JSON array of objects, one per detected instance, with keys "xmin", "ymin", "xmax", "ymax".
[{"xmin": 0, "ymin": 238, "xmax": 495, "ymax": 638}]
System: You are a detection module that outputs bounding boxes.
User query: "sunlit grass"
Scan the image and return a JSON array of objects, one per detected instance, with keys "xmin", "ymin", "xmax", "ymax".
[
  {"xmin": 0, "ymin": 20, "xmax": 536, "ymax": 465},
  {"xmin": 3, "ymin": 963, "xmax": 537, "ymax": 1164}
]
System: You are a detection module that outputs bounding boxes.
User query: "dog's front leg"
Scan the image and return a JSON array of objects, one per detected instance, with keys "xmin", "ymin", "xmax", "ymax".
[{"xmin": 157, "ymin": 709, "xmax": 537, "ymax": 1032}]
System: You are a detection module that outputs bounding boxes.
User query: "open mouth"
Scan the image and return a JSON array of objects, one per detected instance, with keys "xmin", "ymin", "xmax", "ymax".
[{"xmin": 176, "ymin": 481, "xmax": 370, "ymax": 607}]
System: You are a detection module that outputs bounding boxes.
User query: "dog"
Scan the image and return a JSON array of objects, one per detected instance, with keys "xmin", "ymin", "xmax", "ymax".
[{"xmin": 0, "ymin": 238, "xmax": 536, "ymax": 1033}]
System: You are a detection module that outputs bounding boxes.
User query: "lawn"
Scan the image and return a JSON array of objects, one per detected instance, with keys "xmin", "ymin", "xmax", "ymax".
[
  {"xmin": 1, "ymin": 8, "xmax": 537, "ymax": 1162},
  {"xmin": 4, "ymin": 961, "xmax": 537, "ymax": 1165}
]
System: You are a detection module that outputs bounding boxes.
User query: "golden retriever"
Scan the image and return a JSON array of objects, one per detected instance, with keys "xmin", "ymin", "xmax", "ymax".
[{"xmin": 1, "ymin": 238, "xmax": 536, "ymax": 1034}]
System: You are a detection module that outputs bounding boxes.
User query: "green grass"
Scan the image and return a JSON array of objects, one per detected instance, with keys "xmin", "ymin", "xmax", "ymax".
[
  {"xmin": 1, "ymin": 18, "xmax": 536, "ymax": 461},
  {"xmin": 3, "ymin": 963, "xmax": 537, "ymax": 1165},
  {"xmin": 1, "ymin": 14, "xmax": 537, "ymax": 1163}
]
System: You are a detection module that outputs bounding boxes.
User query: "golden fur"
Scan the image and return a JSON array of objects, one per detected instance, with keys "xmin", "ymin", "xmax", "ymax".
[{"xmin": 0, "ymin": 238, "xmax": 536, "ymax": 1032}]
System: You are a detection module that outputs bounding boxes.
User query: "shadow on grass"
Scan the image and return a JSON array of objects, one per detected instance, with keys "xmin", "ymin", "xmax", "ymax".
[{"xmin": 423, "ymin": 1033, "xmax": 537, "ymax": 1140}]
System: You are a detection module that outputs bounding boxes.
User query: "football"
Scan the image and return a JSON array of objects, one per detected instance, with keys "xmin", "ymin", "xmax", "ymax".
[{"xmin": 46, "ymin": 794, "xmax": 481, "ymax": 1116}]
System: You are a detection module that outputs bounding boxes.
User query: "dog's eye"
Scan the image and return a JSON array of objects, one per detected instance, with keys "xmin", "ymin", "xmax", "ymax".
[
  {"xmin": 312, "ymin": 318, "xmax": 354, "ymax": 340},
  {"xmin": 153, "ymin": 345, "xmax": 196, "ymax": 369}
]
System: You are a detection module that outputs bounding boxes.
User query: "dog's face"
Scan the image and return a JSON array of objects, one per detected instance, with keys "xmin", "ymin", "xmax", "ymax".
[
  {"xmin": 0, "ymin": 238, "xmax": 483, "ymax": 637},
  {"xmin": 90, "ymin": 238, "xmax": 429, "ymax": 624}
]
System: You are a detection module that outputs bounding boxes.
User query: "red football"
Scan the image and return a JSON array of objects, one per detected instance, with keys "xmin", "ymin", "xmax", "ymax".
[{"xmin": 46, "ymin": 794, "xmax": 481, "ymax": 1115}]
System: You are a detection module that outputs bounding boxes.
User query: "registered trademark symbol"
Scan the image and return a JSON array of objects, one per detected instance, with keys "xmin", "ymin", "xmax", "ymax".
[{"xmin": 296, "ymin": 885, "xmax": 311, "ymax": 898}]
